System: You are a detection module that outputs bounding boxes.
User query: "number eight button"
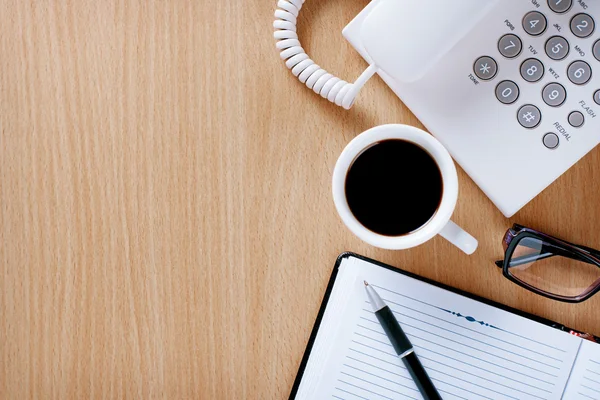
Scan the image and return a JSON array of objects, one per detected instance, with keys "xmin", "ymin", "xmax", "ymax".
[{"xmin": 521, "ymin": 59, "xmax": 544, "ymax": 82}]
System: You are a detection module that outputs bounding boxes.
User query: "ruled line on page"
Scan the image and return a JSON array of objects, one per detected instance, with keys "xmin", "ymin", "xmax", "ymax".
[
  {"xmin": 583, "ymin": 376, "xmax": 600, "ymax": 386},
  {"xmin": 343, "ymin": 364, "xmax": 419, "ymax": 392},
  {"xmin": 364, "ymin": 299, "xmax": 563, "ymax": 362},
  {"xmin": 339, "ymin": 371, "xmax": 469, "ymax": 400},
  {"xmin": 344, "ymin": 351, "xmax": 470, "ymax": 400},
  {"xmin": 346, "ymin": 343, "xmax": 505, "ymax": 400},
  {"xmin": 587, "ymin": 368, "xmax": 600, "ymax": 378},
  {"xmin": 361, "ymin": 308, "xmax": 562, "ymax": 370},
  {"xmin": 347, "ymin": 338, "xmax": 545, "ymax": 400},
  {"xmin": 355, "ymin": 323, "xmax": 555, "ymax": 388},
  {"xmin": 357, "ymin": 326, "xmax": 556, "ymax": 377},
  {"xmin": 345, "ymin": 356, "xmax": 469, "ymax": 400},
  {"xmin": 335, "ymin": 385, "xmax": 384, "ymax": 400},
  {"xmin": 337, "ymin": 378, "xmax": 418, "ymax": 400},
  {"xmin": 348, "ymin": 343, "xmax": 554, "ymax": 392},
  {"xmin": 360, "ymin": 311, "xmax": 562, "ymax": 372},
  {"xmin": 357, "ymin": 317, "xmax": 560, "ymax": 378},
  {"xmin": 371, "ymin": 285, "xmax": 565, "ymax": 353},
  {"xmin": 581, "ymin": 385, "xmax": 600, "ymax": 394},
  {"xmin": 351, "ymin": 335, "xmax": 558, "ymax": 386},
  {"xmin": 579, "ymin": 370, "xmax": 600, "ymax": 399}
]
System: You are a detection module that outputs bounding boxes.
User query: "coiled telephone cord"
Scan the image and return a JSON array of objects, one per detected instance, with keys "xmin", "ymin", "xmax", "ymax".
[{"xmin": 273, "ymin": 0, "xmax": 377, "ymax": 109}]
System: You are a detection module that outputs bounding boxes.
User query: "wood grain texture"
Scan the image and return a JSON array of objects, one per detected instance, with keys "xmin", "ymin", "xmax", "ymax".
[{"xmin": 1, "ymin": 0, "xmax": 599, "ymax": 398}]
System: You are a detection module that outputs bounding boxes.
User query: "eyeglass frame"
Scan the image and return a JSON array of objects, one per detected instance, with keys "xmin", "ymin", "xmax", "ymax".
[{"xmin": 495, "ymin": 224, "xmax": 600, "ymax": 303}]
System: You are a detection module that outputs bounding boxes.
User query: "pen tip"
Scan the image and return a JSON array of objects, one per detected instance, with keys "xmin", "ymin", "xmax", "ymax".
[{"xmin": 364, "ymin": 280, "xmax": 369, "ymax": 286}]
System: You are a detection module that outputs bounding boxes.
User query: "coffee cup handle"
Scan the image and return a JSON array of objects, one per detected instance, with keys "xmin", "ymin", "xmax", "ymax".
[{"xmin": 439, "ymin": 220, "xmax": 478, "ymax": 255}]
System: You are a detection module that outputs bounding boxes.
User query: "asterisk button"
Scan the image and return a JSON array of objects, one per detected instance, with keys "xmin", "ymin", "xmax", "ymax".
[{"xmin": 473, "ymin": 56, "xmax": 497, "ymax": 81}]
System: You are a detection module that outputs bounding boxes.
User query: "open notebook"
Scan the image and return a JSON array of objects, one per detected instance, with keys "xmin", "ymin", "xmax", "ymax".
[{"xmin": 290, "ymin": 253, "xmax": 600, "ymax": 400}]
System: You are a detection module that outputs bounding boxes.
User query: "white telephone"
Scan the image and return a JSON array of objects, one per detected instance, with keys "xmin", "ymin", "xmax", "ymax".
[{"xmin": 274, "ymin": 0, "xmax": 600, "ymax": 217}]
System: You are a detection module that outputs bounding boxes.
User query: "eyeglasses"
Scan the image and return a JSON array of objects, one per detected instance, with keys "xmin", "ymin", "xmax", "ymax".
[{"xmin": 495, "ymin": 224, "xmax": 600, "ymax": 303}]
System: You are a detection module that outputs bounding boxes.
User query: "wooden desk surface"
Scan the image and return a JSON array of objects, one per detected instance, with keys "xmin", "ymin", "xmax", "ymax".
[{"xmin": 1, "ymin": 1, "xmax": 599, "ymax": 398}]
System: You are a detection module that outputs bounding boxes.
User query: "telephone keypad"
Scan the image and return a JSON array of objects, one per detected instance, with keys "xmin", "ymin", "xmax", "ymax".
[{"xmin": 474, "ymin": 5, "xmax": 599, "ymax": 149}]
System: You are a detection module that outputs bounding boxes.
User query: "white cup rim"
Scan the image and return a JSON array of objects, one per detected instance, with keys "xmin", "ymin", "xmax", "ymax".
[{"xmin": 332, "ymin": 124, "xmax": 458, "ymax": 250}]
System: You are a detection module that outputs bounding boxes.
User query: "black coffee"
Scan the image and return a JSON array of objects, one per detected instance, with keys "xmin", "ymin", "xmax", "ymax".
[{"xmin": 345, "ymin": 139, "xmax": 443, "ymax": 236}]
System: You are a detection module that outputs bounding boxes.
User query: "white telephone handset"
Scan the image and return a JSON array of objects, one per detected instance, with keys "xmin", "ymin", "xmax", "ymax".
[
  {"xmin": 273, "ymin": 0, "xmax": 495, "ymax": 107},
  {"xmin": 359, "ymin": 0, "xmax": 497, "ymax": 83}
]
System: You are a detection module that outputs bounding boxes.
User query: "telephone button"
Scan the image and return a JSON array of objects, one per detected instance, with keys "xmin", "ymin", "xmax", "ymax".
[
  {"xmin": 542, "ymin": 83, "xmax": 567, "ymax": 107},
  {"xmin": 570, "ymin": 13, "xmax": 595, "ymax": 39},
  {"xmin": 496, "ymin": 81, "xmax": 520, "ymax": 104},
  {"xmin": 498, "ymin": 34, "xmax": 522, "ymax": 59},
  {"xmin": 548, "ymin": 0, "xmax": 572, "ymax": 14},
  {"xmin": 543, "ymin": 133, "xmax": 560, "ymax": 150},
  {"xmin": 568, "ymin": 111, "xmax": 585, "ymax": 128},
  {"xmin": 474, "ymin": 56, "xmax": 498, "ymax": 81},
  {"xmin": 518, "ymin": 105, "xmax": 542, "ymax": 129},
  {"xmin": 520, "ymin": 59, "xmax": 545, "ymax": 83},
  {"xmin": 545, "ymin": 36, "xmax": 569, "ymax": 61},
  {"xmin": 567, "ymin": 60, "xmax": 592, "ymax": 85},
  {"xmin": 594, "ymin": 90, "xmax": 600, "ymax": 105},
  {"xmin": 593, "ymin": 40, "xmax": 600, "ymax": 62},
  {"xmin": 523, "ymin": 11, "xmax": 547, "ymax": 36}
]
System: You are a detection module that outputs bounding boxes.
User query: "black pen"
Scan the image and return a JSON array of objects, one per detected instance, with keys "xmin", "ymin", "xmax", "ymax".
[{"xmin": 365, "ymin": 281, "xmax": 442, "ymax": 400}]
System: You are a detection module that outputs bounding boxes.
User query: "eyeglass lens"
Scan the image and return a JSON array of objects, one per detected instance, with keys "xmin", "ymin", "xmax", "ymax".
[{"xmin": 508, "ymin": 236, "xmax": 600, "ymax": 298}]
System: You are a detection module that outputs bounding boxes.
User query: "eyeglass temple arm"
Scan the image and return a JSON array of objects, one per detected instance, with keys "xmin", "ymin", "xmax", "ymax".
[
  {"xmin": 563, "ymin": 242, "xmax": 600, "ymax": 260},
  {"xmin": 495, "ymin": 240, "xmax": 598, "ymax": 268},
  {"xmin": 512, "ymin": 224, "xmax": 600, "ymax": 259},
  {"xmin": 495, "ymin": 251, "xmax": 555, "ymax": 268}
]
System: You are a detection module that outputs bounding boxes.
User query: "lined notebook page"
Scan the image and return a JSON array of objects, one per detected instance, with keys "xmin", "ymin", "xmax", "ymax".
[
  {"xmin": 563, "ymin": 340, "xmax": 600, "ymax": 400},
  {"xmin": 295, "ymin": 256, "xmax": 583, "ymax": 400}
]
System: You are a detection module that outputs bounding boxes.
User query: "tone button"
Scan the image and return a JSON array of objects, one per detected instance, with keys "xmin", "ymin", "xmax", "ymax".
[{"xmin": 474, "ymin": 56, "xmax": 498, "ymax": 81}]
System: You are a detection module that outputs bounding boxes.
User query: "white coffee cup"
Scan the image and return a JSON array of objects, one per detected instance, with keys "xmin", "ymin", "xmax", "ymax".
[{"xmin": 332, "ymin": 124, "xmax": 478, "ymax": 255}]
